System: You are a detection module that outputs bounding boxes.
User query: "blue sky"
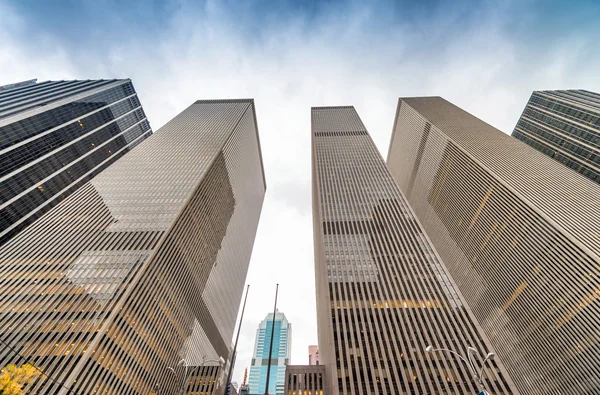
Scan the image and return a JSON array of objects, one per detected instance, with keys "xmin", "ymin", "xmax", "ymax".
[{"xmin": 1, "ymin": 0, "xmax": 600, "ymax": 386}]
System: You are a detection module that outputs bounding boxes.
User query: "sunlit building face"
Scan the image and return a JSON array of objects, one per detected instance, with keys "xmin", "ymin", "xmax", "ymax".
[
  {"xmin": 311, "ymin": 106, "xmax": 516, "ymax": 395},
  {"xmin": 0, "ymin": 99, "xmax": 266, "ymax": 394},
  {"xmin": 387, "ymin": 96, "xmax": 600, "ymax": 394}
]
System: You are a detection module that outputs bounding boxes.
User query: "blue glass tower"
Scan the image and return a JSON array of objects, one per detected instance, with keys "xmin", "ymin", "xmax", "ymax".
[{"xmin": 248, "ymin": 312, "xmax": 291, "ymax": 395}]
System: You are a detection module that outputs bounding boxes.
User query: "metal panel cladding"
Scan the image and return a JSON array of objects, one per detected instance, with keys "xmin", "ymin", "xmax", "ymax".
[
  {"xmin": 0, "ymin": 99, "xmax": 266, "ymax": 394},
  {"xmin": 311, "ymin": 106, "xmax": 516, "ymax": 395},
  {"xmin": 0, "ymin": 79, "xmax": 153, "ymax": 245},
  {"xmin": 512, "ymin": 90, "xmax": 600, "ymax": 184},
  {"xmin": 284, "ymin": 365, "xmax": 327, "ymax": 395},
  {"xmin": 387, "ymin": 96, "xmax": 600, "ymax": 394}
]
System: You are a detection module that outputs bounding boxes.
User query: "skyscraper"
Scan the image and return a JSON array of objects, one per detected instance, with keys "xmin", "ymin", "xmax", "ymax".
[
  {"xmin": 387, "ymin": 96, "xmax": 600, "ymax": 394},
  {"xmin": 0, "ymin": 79, "xmax": 152, "ymax": 245},
  {"xmin": 512, "ymin": 89, "xmax": 600, "ymax": 183},
  {"xmin": 0, "ymin": 99, "xmax": 266, "ymax": 394},
  {"xmin": 311, "ymin": 106, "xmax": 516, "ymax": 395},
  {"xmin": 248, "ymin": 312, "xmax": 292, "ymax": 395}
]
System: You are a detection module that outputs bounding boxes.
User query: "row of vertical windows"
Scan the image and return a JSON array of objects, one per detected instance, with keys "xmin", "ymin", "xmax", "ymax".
[
  {"xmin": 389, "ymin": 97, "xmax": 600, "ymax": 394},
  {"xmin": 312, "ymin": 107, "xmax": 513, "ymax": 395},
  {"xmin": 0, "ymin": 100, "xmax": 266, "ymax": 393}
]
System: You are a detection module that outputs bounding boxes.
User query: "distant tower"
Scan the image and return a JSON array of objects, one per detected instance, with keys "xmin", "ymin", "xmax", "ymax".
[
  {"xmin": 308, "ymin": 345, "xmax": 319, "ymax": 365},
  {"xmin": 0, "ymin": 78, "xmax": 152, "ymax": 244},
  {"xmin": 248, "ymin": 312, "xmax": 292, "ymax": 395},
  {"xmin": 239, "ymin": 368, "xmax": 250, "ymax": 395},
  {"xmin": 512, "ymin": 89, "xmax": 600, "ymax": 184}
]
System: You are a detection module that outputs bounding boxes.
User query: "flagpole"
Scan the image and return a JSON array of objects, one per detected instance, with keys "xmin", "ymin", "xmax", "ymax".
[
  {"xmin": 224, "ymin": 284, "xmax": 250, "ymax": 395},
  {"xmin": 263, "ymin": 284, "xmax": 279, "ymax": 395}
]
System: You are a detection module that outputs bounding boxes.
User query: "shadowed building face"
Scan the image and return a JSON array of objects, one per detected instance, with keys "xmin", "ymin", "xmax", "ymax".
[
  {"xmin": 0, "ymin": 79, "xmax": 153, "ymax": 245},
  {"xmin": 387, "ymin": 96, "xmax": 600, "ymax": 394},
  {"xmin": 311, "ymin": 106, "xmax": 516, "ymax": 395},
  {"xmin": 0, "ymin": 99, "xmax": 266, "ymax": 394},
  {"xmin": 512, "ymin": 90, "xmax": 600, "ymax": 184}
]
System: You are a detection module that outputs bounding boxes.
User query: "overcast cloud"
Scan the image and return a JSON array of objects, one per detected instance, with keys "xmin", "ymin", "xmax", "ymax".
[{"xmin": 1, "ymin": 0, "xmax": 599, "ymax": 385}]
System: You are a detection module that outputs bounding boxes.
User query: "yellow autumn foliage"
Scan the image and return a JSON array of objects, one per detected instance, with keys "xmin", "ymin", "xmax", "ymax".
[{"xmin": 0, "ymin": 363, "xmax": 41, "ymax": 395}]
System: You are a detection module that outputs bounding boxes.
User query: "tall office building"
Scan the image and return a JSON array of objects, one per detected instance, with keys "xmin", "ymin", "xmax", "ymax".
[
  {"xmin": 0, "ymin": 78, "xmax": 152, "ymax": 245},
  {"xmin": 387, "ymin": 97, "xmax": 600, "ymax": 394},
  {"xmin": 311, "ymin": 106, "xmax": 516, "ymax": 395},
  {"xmin": 512, "ymin": 89, "xmax": 600, "ymax": 183},
  {"xmin": 0, "ymin": 99, "xmax": 266, "ymax": 394},
  {"xmin": 248, "ymin": 312, "xmax": 292, "ymax": 395}
]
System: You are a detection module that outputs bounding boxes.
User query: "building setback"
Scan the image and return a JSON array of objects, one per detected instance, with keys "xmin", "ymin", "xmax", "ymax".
[
  {"xmin": 311, "ymin": 106, "xmax": 516, "ymax": 395},
  {"xmin": 0, "ymin": 79, "xmax": 152, "ymax": 245},
  {"xmin": 284, "ymin": 365, "xmax": 327, "ymax": 395},
  {"xmin": 512, "ymin": 90, "xmax": 600, "ymax": 184},
  {"xmin": 248, "ymin": 312, "xmax": 292, "ymax": 395},
  {"xmin": 308, "ymin": 345, "xmax": 319, "ymax": 365},
  {"xmin": 0, "ymin": 99, "xmax": 266, "ymax": 394},
  {"xmin": 387, "ymin": 96, "xmax": 600, "ymax": 394}
]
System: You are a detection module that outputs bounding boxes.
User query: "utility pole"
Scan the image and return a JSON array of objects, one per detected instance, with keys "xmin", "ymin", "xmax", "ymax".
[{"xmin": 263, "ymin": 284, "xmax": 279, "ymax": 395}]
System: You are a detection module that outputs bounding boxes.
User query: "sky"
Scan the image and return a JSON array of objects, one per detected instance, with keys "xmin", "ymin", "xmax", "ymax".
[{"xmin": 1, "ymin": 0, "xmax": 600, "ymax": 386}]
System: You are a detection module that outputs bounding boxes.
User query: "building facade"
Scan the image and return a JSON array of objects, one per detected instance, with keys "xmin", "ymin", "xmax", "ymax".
[
  {"xmin": 387, "ymin": 96, "xmax": 600, "ymax": 394},
  {"xmin": 284, "ymin": 365, "xmax": 327, "ymax": 395},
  {"xmin": 0, "ymin": 99, "xmax": 266, "ymax": 394},
  {"xmin": 0, "ymin": 79, "xmax": 153, "ymax": 245},
  {"xmin": 512, "ymin": 89, "xmax": 600, "ymax": 183},
  {"xmin": 308, "ymin": 345, "xmax": 319, "ymax": 365},
  {"xmin": 248, "ymin": 312, "xmax": 292, "ymax": 395},
  {"xmin": 312, "ymin": 106, "xmax": 516, "ymax": 395}
]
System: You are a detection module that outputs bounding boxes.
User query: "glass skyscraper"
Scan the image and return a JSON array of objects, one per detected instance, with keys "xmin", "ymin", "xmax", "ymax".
[
  {"xmin": 312, "ymin": 106, "xmax": 516, "ymax": 394},
  {"xmin": 512, "ymin": 89, "xmax": 600, "ymax": 184},
  {"xmin": 248, "ymin": 312, "xmax": 292, "ymax": 395},
  {"xmin": 387, "ymin": 96, "xmax": 600, "ymax": 394},
  {"xmin": 0, "ymin": 79, "xmax": 152, "ymax": 245},
  {"xmin": 0, "ymin": 99, "xmax": 266, "ymax": 394}
]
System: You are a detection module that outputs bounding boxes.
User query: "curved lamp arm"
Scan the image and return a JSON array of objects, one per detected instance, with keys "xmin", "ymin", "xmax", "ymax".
[
  {"xmin": 425, "ymin": 346, "xmax": 476, "ymax": 376},
  {"xmin": 426, "ymin": 345, "xmax": 495, "ymax": 394},
  {"xmin": 466, "ymin": 347, "xmax": 480, "ymax": 378},
  {"xmin": 201, "ymin": 357, "xmax": 225, "ymax": 366},
  {"xmin": 477, "ymin": 352, "xmax": 495, "ymax": 384}
]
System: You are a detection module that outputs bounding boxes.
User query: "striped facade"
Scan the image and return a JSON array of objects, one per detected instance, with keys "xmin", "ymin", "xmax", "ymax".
[
  {"xmin": 0, "ymin": 79, "xmax": 152, "ymax": 245},
  {"xmin": 387, "ymin": 96, "xmax": 600, "ymax": 394},
  {"xmin": 311, "ymin": 106, "xmax": 516, "ymax": 395},
  {"xmin": 284, "ymin": 365, "xmax": 327, "ymax": 395},
  {"xmin": 0, "ymin": 99, "xmax": 266, "ymax": 394},
  {"xmin": 512, "ymin": 90, "xmax": 600, "ymax": 184}
]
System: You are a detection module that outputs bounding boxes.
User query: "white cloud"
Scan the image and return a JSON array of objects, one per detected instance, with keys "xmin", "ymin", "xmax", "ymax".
[{"xmin": 1, "ymin": 0, "xmax": 599, "ymax": 385}]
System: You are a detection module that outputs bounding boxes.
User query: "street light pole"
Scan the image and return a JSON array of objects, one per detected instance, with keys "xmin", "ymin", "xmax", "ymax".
[{"xmin": 425, "ymin": 345, "xmax": 495, "ymax": 394}]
